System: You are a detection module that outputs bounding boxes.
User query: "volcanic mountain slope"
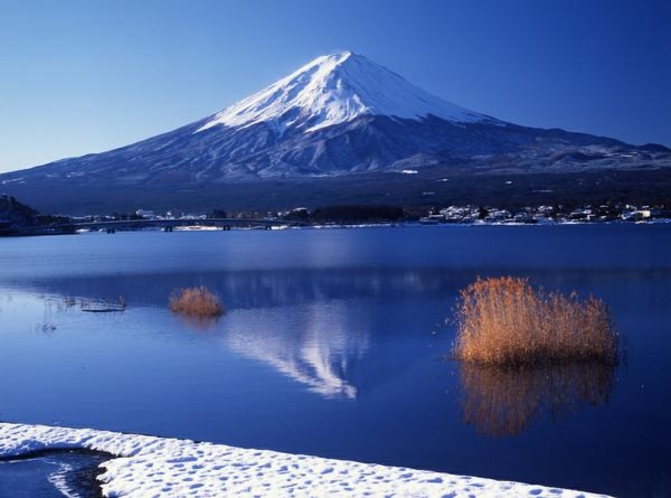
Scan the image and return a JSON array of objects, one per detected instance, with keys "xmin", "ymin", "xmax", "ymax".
[{"xmin": 1, "ymin": 51, "xmax": 669, "ymax": 214}]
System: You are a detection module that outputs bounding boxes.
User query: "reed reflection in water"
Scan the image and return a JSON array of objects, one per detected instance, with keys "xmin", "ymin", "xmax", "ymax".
[{"xmin": 459, "ymin": 362, "xmax": 617, "ymax": 437}]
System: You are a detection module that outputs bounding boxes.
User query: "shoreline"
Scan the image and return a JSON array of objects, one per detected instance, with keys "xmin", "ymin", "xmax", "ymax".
[
  {"xmin": 0, "ymin": 422, "xmax": 612, "ymax": 497},
  {"xmin": 9, "ymin": 218, "xmax": 671, "ymax": 238}
]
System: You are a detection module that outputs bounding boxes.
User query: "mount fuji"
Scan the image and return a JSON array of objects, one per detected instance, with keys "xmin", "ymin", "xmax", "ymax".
[{"xmin": 1, "ymin": 51, "xmax": 669, "ymax": 214}]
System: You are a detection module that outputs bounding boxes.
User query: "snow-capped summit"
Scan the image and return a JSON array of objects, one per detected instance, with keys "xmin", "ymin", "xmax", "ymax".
[{"xmin": 197, "ymin": 51, "xmax": 488, "ymax": 134}]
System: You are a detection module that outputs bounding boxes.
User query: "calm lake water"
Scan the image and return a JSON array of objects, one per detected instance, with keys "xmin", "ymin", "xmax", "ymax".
[
  {"xmin": 0, "ymin": 450, "xmax": 107, "ymax": 498},
  {"xmin": 1, "ymin": 225, "xmax": 670, "ymax": 497}
]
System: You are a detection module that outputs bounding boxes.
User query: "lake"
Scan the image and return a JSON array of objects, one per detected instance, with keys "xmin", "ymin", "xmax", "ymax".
[{"xmin": 1, "ymin": 225, "xmax": 670, "ymax": 497}]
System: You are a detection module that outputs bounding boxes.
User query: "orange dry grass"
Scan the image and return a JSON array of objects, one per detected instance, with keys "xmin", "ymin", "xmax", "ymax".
[
  {"xmin": 453, "ymin": 277, "xmax": 618, "ymax": 366},
  {"xmin": 169, "ymin": 286, "xmax": 224, "ymax": 317}
]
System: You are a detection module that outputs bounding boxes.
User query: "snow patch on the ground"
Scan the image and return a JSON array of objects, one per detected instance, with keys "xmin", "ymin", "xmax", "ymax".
[{"xmin": 0, "ymin": 423, "xmax": 611, "ymax": 497}]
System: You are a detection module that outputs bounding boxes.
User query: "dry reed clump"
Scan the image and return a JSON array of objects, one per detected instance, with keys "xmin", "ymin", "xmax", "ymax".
[
  {"xmin": 169, "ymin": 286, "xmax": 224, "ymax": 317},
  {"xmin": 452, "ymin": 277, "xmax": 618, "ymax": 367}
]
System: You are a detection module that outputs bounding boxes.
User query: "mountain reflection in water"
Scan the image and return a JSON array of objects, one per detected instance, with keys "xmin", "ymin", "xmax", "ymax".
[
  {"xmin": 9, "ymin": 268, "xmax": 446, "ymax": 401},
  {"xmin": 459, "ymin": 362, "xmax": 617, "ymax": 437},
  {"xmin": 225, "ymin": 302, "xmax": 370, "ymax": 399}
]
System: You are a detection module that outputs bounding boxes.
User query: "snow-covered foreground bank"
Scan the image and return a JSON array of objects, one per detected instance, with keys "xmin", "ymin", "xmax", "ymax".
[{"xmin": 0, "ymin": 423, "xmax": 610, "ymax": 497}]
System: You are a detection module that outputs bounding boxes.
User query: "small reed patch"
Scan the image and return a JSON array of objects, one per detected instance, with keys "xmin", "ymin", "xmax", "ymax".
[
  {"xmin": 452, "ymin": 277, "xmax": 619, "ymax": 367},
  {"xmin": 169, "ymin": 286, "xmax": 224, "ymax": 318}
]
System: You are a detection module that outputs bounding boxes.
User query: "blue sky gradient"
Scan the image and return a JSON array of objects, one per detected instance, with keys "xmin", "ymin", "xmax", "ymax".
[{"xmin": 1, "ymin": 0, "xmax": 669, "ymax": 173}]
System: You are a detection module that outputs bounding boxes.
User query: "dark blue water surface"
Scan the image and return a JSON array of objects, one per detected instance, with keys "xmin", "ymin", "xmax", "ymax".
[
  {"xmin": 1, "ymin": 225, "xmax": 670, "ymax": 497},
  {"xmin": 0, "ymin": 450, "xmax": 108, "ymax": 497}
]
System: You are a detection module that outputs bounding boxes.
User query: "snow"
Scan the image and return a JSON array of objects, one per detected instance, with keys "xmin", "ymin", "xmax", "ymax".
[
  {"xmin": 197, "ymin": 51, "xmax": 491, "ymax": 135},
  {"xmin": 0, "ymin": 422, "xmax": 611, "ymax": 498}
]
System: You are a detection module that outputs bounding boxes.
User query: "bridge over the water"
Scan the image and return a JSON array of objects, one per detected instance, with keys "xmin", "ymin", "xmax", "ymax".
[{"xmin": 73, "ymin": 217, "xmax": 303, "ymax": 232}]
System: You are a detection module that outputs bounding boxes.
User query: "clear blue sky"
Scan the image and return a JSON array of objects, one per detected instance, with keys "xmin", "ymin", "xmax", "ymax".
[{"xmin": 1, "ymin": 0, "xmax": 669, "ymax": 173}]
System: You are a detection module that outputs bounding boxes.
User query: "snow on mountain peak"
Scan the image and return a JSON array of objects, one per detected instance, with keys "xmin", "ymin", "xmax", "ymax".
[{"xmin": 196, "ymin": 51, "xmax": 488, "ymax": 134}]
